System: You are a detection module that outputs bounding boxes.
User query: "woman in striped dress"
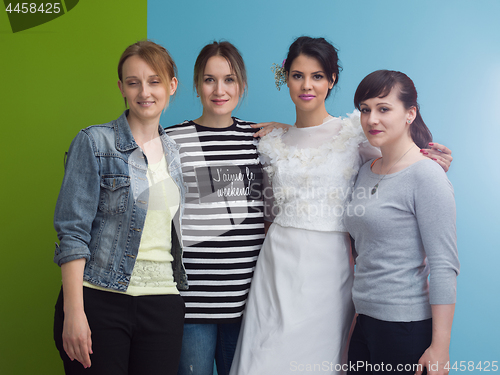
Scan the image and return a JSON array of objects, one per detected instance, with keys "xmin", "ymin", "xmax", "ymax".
[{"xmin": 165, "ymin": 41, "xmax": 272, "ymax": 375}]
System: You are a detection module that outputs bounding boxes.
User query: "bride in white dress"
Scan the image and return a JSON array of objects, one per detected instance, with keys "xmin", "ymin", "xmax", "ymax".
[
  {"xmin": 229, "ymin": 36, "xmax": 378, "ymax": 375},
  {"xmin": 230, "ymin": 36, "xmax": 451, "ymax": 375}
]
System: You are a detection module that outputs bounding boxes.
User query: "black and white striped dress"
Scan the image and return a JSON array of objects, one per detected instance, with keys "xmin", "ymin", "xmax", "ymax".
[{"xmin": 165, "ymin": 118, "xmax": 264, "ymax": 323}]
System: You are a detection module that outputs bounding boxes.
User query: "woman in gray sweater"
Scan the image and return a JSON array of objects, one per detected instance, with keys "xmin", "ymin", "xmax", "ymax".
[{"xmin": 345, "ymin": 70, "xmax": 459, "ymax": 375}]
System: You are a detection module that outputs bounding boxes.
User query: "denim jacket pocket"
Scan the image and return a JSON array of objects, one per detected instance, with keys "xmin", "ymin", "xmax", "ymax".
[{"xmin": 99, "ymin": 174, "xmax": 131, "ymax": 214}]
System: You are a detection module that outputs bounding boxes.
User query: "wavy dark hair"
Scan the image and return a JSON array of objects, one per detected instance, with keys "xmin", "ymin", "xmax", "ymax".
[
  {"xmin": 354, "ymin": 70, "xmax": 432, "ymax": 148},
  {"xmin": 284, "ymin": 36, "xmax": 341, "ymax": 99}
]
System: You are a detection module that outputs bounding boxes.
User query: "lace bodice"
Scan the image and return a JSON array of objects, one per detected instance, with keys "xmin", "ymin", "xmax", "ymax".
[{"xmin": 258, "ymin": 112, "xmax": 373, "ymax": 232}]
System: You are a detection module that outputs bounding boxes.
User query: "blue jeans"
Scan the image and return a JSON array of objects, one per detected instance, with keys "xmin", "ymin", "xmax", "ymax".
[{"xmin": 177, "ymin": 322, "xmax": 241, "ymax": 375}]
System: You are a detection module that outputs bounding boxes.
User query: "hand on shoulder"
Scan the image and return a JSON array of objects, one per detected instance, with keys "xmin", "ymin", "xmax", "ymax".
[{"xmin": 251, "ymin": 122, "xmax": 292, "ymax": 138}]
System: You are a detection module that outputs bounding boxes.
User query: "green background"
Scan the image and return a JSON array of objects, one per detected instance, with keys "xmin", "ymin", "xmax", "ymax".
[{"xmin": 0, "ymin": 1, "xmax": 146, "ymax": 373}]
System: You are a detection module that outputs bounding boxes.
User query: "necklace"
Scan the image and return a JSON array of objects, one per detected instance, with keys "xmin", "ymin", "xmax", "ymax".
[{"xmin": 371, "ymin": 144, "xmax": 415, "ymax": 195}]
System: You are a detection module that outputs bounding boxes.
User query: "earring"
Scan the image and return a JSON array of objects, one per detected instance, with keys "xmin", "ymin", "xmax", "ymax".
[{"xmin": 407, "ymin": 120, "xmax": 412, "ymax": 124}]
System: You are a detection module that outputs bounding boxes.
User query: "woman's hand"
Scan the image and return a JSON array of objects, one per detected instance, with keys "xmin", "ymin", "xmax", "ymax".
[
  {"xmin": 251, "ymin": 122, "xmax": 292, "ymax": 138},
  {"xmin": 61, "ymin": 258, "xmax": 92, "ymax": 368},
  {"xmin": 415, "ymin": 304, "xmax": 455, "ymax": 375},
  {"xmin": 62, "ymin": 309, "xmax": 93, "ymax": 368},
  {"xmin": 420, "ymin": 142, "xmax": 453, "ymax": 172},
  {"xmin": 415, "ymin": 345, "xmax": 449, "ymax": 375}
]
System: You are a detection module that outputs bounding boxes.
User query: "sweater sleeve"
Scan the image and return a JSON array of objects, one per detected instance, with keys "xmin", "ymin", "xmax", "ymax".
[{"xmin": 412, "ymin": 161, "xmax": 460, "ymax": 304}]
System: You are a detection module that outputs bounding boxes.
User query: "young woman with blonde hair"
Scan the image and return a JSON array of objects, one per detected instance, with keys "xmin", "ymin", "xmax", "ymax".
[{"xmin": 53, "ymin": 40, "xmax": 187, "ymax": 375}]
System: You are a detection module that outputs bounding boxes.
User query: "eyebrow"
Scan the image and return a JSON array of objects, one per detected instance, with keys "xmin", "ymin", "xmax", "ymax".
[
  {"xmin": 291, "ymin": 70, "xmax": 325, "ymax": 74},
  {"xmin": 124, "ymin": 74, "xmax": 159, "ymax": 79},
  {"xmin": 360, "ymin": 101, "xmax": 392, "ymax": 106},
  {"xmin": 203, "ymin": 73, "xmax": 236, "ymax": 77}
]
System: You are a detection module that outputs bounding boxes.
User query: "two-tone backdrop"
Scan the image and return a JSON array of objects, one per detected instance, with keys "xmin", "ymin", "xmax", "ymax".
[{"xmin": 1, "ymin": 1, "xmax": 498, "ymax": 373}]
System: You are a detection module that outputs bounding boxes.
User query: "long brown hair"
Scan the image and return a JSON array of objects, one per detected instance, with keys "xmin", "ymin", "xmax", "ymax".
[{"xmin": 193, "ymin": 41, "xmax": 247, "ymax": 97}]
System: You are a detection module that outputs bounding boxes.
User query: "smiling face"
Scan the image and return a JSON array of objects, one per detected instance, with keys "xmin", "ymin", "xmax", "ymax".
[
  {"xmin": 118, "ymin": 55, "xmax": 177, "ymax": 125},
  {"xmin": 359, "ymin": 86, "xmax": 416, "ymax": 149},
  {"xmin": 286, "ymin": 54, "xmax": 335, "ymax": 115},
  {"xmin": 197, "ymin": 55, "xmax": 241, "ymax": 122}
]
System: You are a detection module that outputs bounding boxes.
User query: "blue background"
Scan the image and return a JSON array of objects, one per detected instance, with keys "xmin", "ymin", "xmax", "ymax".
[{"xmin": 149, "ymin": 0, "xmax": 500, "ymax": 369}]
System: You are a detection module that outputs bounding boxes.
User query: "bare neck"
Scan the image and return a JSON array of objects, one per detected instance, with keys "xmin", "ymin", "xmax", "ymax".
[
  {"xmin": 127, "ymin": 113, "xmax": 161, "ymax": 155},
  {"xmin": 377, "ymin": 137, "xmax": 424, "ymax": 174},
  {"xmin": 195, "ymin": 111, "xmax": 233, "ymax": 129},
  {"xmin": 294, "ymin": 105, "xmax": 330, "ymax": 128}
]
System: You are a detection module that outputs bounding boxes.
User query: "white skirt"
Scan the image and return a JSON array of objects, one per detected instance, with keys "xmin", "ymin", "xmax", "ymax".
[{"xmin": 230, "ymin": 223, "xmax": 355, "ymax": 375}]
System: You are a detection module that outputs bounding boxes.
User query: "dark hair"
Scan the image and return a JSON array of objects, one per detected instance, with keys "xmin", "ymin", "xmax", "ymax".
[
  {"xmin": 284, "ymin": 36, "xmax": 341, "ymax": 99},
  {"xmin": 193, "ymin": 41, "xmax": 247, "ymax": 97},
  {"xmin": 118, "ymin": 40, "xmax": 177, "ymax": 107},
  {"xmin": 354, "ymin": 70, "xmax": 432, "ymax": 148}
]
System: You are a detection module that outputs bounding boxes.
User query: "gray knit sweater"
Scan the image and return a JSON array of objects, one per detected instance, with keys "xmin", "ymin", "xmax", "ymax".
[{"xmin": 345, "ymin": 159, "xmax": 459, "ymax": 322}]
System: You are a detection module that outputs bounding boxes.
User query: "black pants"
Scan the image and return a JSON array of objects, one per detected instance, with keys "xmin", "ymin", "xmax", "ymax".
[
  {"xmin": 347, "ymin": 314, "xmax": 432, "ymax": 375},
  {"xmin": 54, "ymin": 287, "xmax": 185, "ymax": 375}
]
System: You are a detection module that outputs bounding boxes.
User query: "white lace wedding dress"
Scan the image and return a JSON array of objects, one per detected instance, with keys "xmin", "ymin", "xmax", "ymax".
[{"xmin": 229, "ymin": 113, "xmax": 379, "ymax": 375}]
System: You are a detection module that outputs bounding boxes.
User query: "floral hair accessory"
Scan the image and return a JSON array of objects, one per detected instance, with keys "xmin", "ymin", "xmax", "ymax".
[{"xmin": 271, "ymin": 59, "xmax": 286, "ymax": 90}]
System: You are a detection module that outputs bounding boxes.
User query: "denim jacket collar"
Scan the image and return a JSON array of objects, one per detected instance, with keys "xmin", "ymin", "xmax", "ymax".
[{"xmin": 115, "ymin": 110, "xmax": 180, "ymax": 153}]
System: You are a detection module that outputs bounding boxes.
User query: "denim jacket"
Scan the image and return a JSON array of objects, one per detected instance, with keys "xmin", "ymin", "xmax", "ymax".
[{"xmin": 54, "ymin": 111, "xmax": 188, "ymax": 292}]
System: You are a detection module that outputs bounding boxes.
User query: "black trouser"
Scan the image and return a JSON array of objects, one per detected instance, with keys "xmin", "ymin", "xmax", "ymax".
[
  {"xmin": 347, "ymin": 314, "xmax": 432, "ymax": 375},
  {"xmin": 54, "ymin": 287, "xmax": 185, "ymax": 375}
]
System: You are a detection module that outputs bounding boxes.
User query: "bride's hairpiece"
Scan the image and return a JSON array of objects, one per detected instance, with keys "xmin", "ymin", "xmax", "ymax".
[{"xmin": 271, "ymin": 59, "xmax": 286, "ymax": 90}]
